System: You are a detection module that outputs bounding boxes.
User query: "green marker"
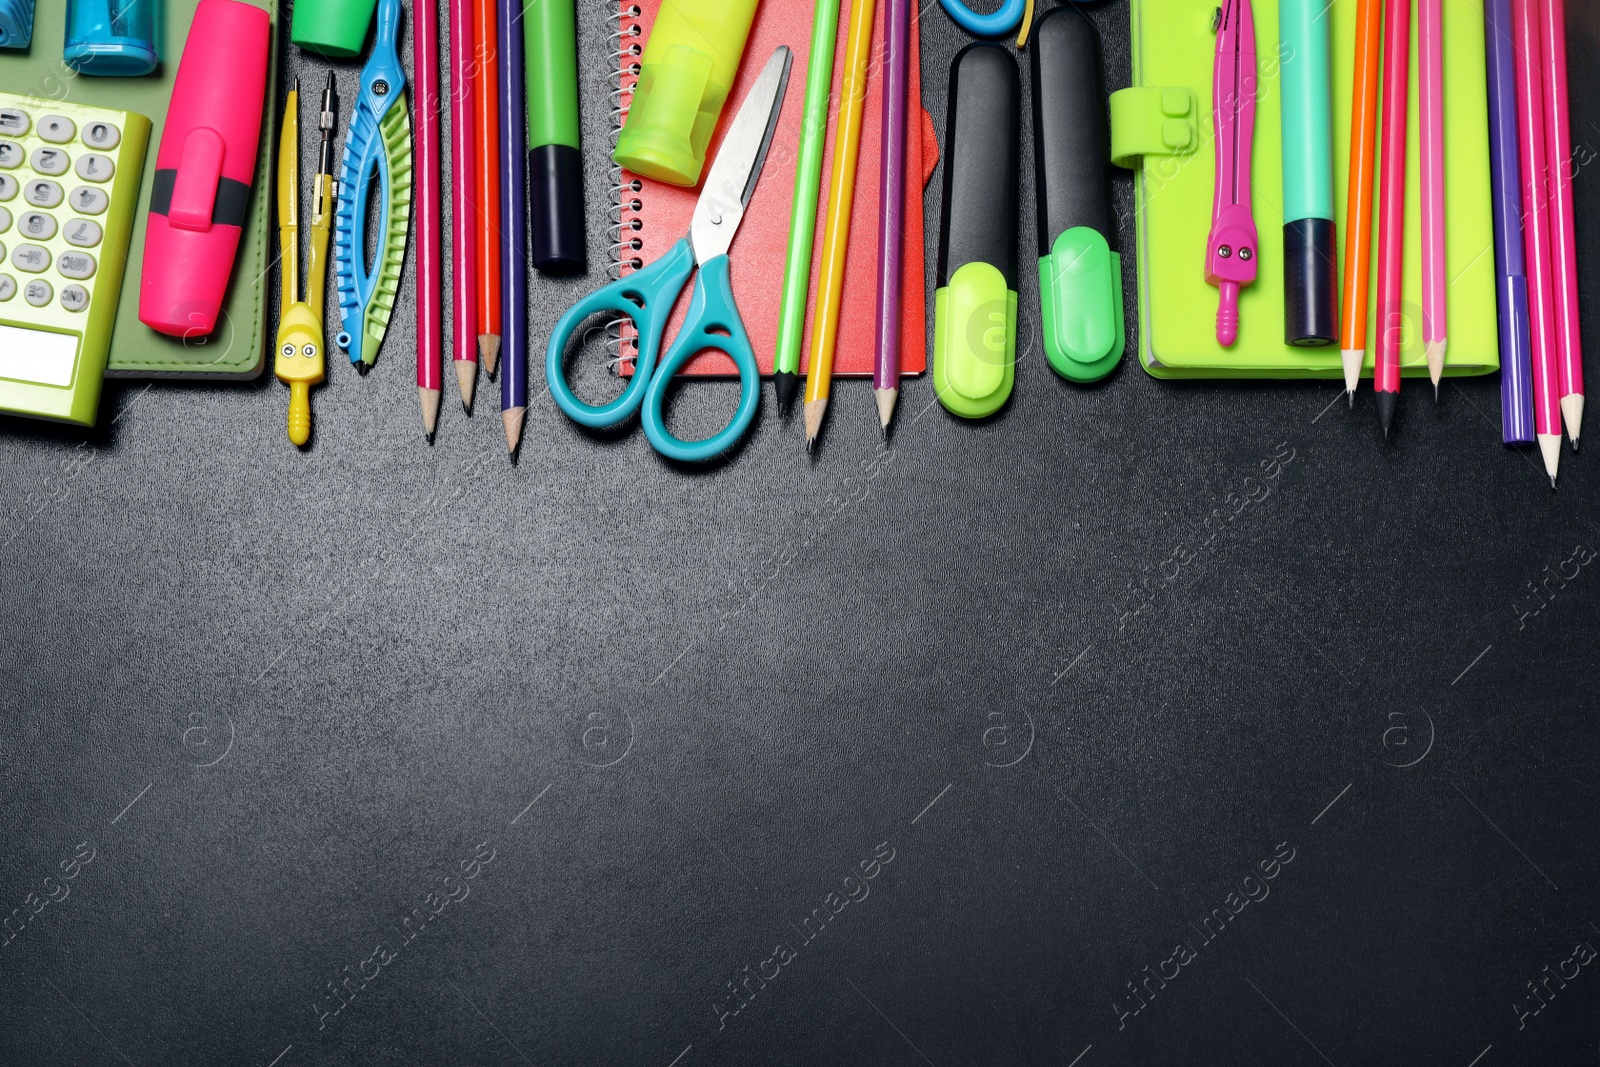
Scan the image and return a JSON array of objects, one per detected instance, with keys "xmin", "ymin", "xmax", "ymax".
[
  {"xmin": 773, "ymin": 0, "xmax": 842, "ymax": 414},
  {"xmin": 1279, "ymin": 0, "xmax": 1338, "ymax": 347},
  {"xmin": 525, "ymin": 0, "xmax": 585, "ymax": 274}
]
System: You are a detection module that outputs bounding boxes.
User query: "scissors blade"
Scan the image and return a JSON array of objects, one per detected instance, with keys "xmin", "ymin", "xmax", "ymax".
[{"xmin": 690, "ymin": 46, "xmax": 793, "ymax": 263}]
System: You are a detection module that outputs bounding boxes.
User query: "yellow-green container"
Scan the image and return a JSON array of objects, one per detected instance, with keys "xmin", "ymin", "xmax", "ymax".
[{"xmin": 614, "ymin": 0, "xmax": 760, "ymax": 187}]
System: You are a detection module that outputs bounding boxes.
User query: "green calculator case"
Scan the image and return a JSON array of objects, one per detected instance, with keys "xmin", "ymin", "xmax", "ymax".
[
  {"xmin": 0, "ymin": 97, "xmax": 149, "ymax": 425},
  {"xmin": 1111, "ymin": 0, "xmax": 1499, "ymax": 378},
  {"xmin": 0, "ymin": 0, "xmax": 279, "ymax": 382}
]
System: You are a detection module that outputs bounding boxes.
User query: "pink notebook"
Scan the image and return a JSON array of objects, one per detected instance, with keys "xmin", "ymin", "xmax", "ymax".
[{"xmin": 613, "ymin": 1, "xmax": 938, "ymax": 377}]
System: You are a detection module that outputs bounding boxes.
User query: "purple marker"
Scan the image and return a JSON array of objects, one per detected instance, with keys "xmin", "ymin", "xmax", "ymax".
[
  {"xmin": 873, "ymin": 0, "xmax": 912, "ymax": 436},
  {"xmin": 1486, "ymin": 0, "xmax": 1535, "ymax": 445}
]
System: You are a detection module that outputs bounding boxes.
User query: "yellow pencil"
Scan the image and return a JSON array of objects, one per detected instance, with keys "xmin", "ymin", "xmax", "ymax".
[{"xmin": 803, "ymin": 0, "xmax": 878, "ymax": 450}]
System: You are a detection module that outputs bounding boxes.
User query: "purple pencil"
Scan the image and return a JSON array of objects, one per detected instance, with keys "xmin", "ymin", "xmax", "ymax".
[
  {"xmin": 873, "ymin": 0, "xmax": 912, "ymax": 436},
  {"xmin": 1485, "ymin": 0, "xmax": 1535, "ymax": 444}
]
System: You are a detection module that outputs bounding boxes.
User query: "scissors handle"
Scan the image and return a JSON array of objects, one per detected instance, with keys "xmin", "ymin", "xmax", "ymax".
[
  {"xmin": 641, "ymin": 254, "xmax": 762, "ymax": 462},
  {"xmin": 546, "ymin": 237, "xmax": 696, "ymax": 428}
]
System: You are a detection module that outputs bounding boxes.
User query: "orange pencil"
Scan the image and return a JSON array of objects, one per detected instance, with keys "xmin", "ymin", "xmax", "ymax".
[
  {"xmin": 472, "ymin": 0, "xmax": 503, "ymax": 377},
  {"xmin": 1339, "ymin": 0, "xmax": 1382, "ymax": 401}
]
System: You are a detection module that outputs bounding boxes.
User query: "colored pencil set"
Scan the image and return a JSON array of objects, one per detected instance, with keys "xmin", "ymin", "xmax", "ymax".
[
  {"xmin": 1340, "ymin": 0, "xmax": 1583, "ymax": 484},
  {"xmin": 414, "ymin": 0, "xmax": 585, "ymax": 456}
]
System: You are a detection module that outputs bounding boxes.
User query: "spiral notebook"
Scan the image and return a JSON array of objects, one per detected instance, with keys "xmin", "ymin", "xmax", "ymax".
[
  {"xmin": 1112, "ymin": 0, "xmax": 1499, "ymax": 378},
  {"xmin": 611, "ymin": 0, "xmax": 938, "ymax": 377}
]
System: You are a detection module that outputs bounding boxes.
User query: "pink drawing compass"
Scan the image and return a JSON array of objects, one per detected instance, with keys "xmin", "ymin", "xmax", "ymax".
[{"xmin": 1205, "ymin": 0, "xmax": 1258, "ymax": 347}]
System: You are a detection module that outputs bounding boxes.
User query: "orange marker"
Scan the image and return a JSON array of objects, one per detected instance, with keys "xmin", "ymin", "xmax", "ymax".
[
  {"xmin": 473, "ymin": 0, "xmax": 502, "ymax": 377},
  {"xmin": 1338, "ymin": 0, "xmax": 1381, "ymax": 401}
]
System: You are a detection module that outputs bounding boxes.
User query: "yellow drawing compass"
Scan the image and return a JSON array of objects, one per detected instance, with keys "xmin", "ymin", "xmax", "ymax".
[{"xmin": 275, "ymin": 74, "xmax": 337, "ymax": 446}]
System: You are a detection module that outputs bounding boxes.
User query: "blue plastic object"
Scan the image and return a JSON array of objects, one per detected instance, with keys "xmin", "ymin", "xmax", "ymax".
[
  {"xmin": 546, "ymin": 237, "xmax": 762, "ymax": 463},
  {"xmin": 0, "ymin": 0, "xmax": 32, "ymax": 49},
  {"xmin": 938, "ymin": 0, "xmax": 1027, "ymax": 38},
  {"xmin": 64, "ymin": 0, "xmax": 159, "ymax": 75},
  {"xmin": 333, "ymin": 0, "xmax": 413, "ymax": 368}
]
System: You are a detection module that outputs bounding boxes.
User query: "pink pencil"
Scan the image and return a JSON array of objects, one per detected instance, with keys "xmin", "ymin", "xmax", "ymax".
[
  {"xmin": 1540, "ymin": 0, "xmax": 1584, "ymax": 448},
  {"xmin": 449, "ymin": 0, "xmax": 480, "ymax": 413},
  {"xmin": 415, "ymin": 0, "xmax": 443, "ymax": 440},
  {"xmin": 1511, "ymin": 0, "xmax": 1562, "ymax": 485},
  {"xmin": 1419, "ymin": 0, "xmax": 1446, "ymax": 395}
]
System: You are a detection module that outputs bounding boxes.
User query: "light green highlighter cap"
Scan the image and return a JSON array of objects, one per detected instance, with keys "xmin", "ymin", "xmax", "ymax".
[
  {"xmin": 1039, "ymin": 231, "xmax": 1125, "ymax": 383},
  {"xmin": 614, "ymin": 0, "xmax": 760, "ymax": 187},
  {"xmin": 934, "ymin": 264, "xmax": 1018, "ymax": 419}
]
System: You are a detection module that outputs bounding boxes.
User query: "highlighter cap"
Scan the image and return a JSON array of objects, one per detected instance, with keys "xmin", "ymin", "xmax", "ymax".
[
  {"xmin": 291, "ymin": 0, "xmax": 377, "ymax": 58},
  {"xmin": 613, "ymin": 0, "xmax": 759, "ymax": 187},
  {"xmin": 139, "ymin": 0, "xmax": 269, "ymax": 338}
]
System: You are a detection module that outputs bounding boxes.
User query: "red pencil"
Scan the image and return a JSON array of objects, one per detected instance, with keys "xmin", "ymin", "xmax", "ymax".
[
  {"xmin": 450, "ymin": 0, "xmax": 479, "ymax": 411},
  {"xmin": 1374, "ymin": 0, "xmax": 1410, "ymax": 437},
  {"xmin": 472, "ymin": 0, "xmax": 502, "ymax": 378},
  {"xmin": 415, "ymin": 0, "xmax": 443, "ymax": 440}
]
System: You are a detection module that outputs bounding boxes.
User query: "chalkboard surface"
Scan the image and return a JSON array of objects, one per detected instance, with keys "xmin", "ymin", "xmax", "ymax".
[{"xmin": 1, "ymin": 3, "xmax": 1597, "ymax": 1065}]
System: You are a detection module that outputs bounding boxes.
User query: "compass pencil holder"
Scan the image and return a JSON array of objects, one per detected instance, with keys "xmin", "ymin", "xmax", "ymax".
[{"xmin": 64, "ymin": 0, "xmax": 160, "ymax": 75}]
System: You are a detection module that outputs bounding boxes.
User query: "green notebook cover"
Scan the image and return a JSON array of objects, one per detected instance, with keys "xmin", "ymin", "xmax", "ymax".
[
  {"xmin": 0, "ymin": 0, "xmax": 278, "ymax": 379},
  {"xmin": 1111, "ymin": 0, "xmax": 1499, "ymax": 379}
]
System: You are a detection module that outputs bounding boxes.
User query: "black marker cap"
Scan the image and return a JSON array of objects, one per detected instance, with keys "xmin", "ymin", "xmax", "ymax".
[
  {"xmin": 938, "ymin": 43, "xmax": 1020, "ymax": 288},
  {"xmin": 530, "ymin": 143, "xmax": 587, "ymax": 276},
  {"xmin": 1283, "ymin": 218, "xmax": 1338, "ymax": 347}
]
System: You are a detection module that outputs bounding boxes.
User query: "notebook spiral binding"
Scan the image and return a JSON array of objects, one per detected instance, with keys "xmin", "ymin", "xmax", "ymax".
[{"xmin": 605, "ymin": 1, "xmax": 645, "ymax": 371}]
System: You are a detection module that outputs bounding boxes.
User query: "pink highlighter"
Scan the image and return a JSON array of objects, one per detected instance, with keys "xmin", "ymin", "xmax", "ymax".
[{"xmin": 139, "ymin": 0, "xmax": 270, "ymax": 338}]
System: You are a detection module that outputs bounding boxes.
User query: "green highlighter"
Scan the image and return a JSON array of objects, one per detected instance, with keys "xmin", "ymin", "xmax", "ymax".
[
  {"xmin": 934, "ymin": 44, "xmax": 1020, "ymax": 419},
  {"xmin": 1031, "ymin": 6, "xmax": 1124, "ymax": 383},
  {"xmin": 291, "ymin": 0, "xmax": 377, "ymax": 58}
]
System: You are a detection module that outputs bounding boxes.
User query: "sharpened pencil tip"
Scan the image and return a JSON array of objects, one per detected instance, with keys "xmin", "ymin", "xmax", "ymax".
[
  {"xmin": 1539, "ymin": 433, "xmax": 1562, "ymax": 487},
  {"xmin": 1375, "ymin": 391, "xmax": 1397, "ymax": 438}
]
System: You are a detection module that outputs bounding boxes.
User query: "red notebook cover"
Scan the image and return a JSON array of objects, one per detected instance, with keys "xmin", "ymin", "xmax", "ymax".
[{"xmin": 615, "ymin": 0, "xmax": 938, "ymax": 377}]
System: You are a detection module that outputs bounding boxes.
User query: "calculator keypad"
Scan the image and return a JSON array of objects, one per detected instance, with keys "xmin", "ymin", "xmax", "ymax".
[
  {"xmin": 24, "ymin": 180, "xmax": 61, "ymax": 208},
  {"xmin": 18, "ymin": 211, "xmax": 54, "ymax": 240},
  {"xmin": 31, "ymin": 147, "xmax": 69, "ymax": 176},
  {"xmin": 36, "ymin": 117, "xmax": 75, "ymax": 144},
  {"xmin": 70, "ymin": 186, "xmax": 107, "ymax": 215},
  {"xmin": 0, "ymin": 94, "xmax": 143, "ymax": 403},
  {"xmin": 63, "ymin": 219, "xmax": 100, "ymax": 247},
  {"xmin": 11, "ymin": 244, "xmax": 48, "ymax": 272}
]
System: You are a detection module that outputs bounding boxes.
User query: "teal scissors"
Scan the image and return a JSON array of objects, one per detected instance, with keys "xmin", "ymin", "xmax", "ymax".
[{"xmin": 546, "ymin": 46, "xmax": 792, "ymax": 462}]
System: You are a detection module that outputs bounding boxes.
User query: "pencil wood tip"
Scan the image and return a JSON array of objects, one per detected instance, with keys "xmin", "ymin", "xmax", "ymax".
[
  {"xmin": 419, "ymin": 387, "xmax": 441, "ymax": 438},
  {"xmin": 1539, "ymin": 433, "xmax": 1562, "ymax": 487},
  {"xmin": 874, "ymin": 388, "xmax": 898, "ymax": 434},
  {"xmin": 802, "ymin": 398, "xmax": 828, "ymax": 449},
  {"xmin": 1561, "ymin": 394, "xmax": 1584, "ymax": 449},
  {"xmin": 503, "ymin": 407, "xmax": 525, "ymax": 457},
  {"xmin": 455, "ymin": 360, "xmax": 477, "ymax": 412},
  {"xmin": 1425, "ymin": 339, "xmax": 1446, "ymax": 392},
  {"xmin": 1340, "ymin": 349, "xmax": 1363, "ymax": 399},
  {"xmin": 480, "ymin": 334, "xmax": 501, "ymax": 378}
]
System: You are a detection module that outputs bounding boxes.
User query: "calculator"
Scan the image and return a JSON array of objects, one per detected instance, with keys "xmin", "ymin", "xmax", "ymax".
[{"xmin": 0, "ymin": 94, "xmax": 149, "ymax": 426}]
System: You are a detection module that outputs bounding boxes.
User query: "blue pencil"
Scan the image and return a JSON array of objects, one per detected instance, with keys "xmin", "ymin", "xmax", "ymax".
[{"xmin": 499, "ymin": 0, "xmax": 530, "ymax": 458}]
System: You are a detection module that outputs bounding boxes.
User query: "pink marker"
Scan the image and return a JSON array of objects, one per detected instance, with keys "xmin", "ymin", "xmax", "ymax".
[
  {"xmin": 138, "ymin": 0, "xmax": 269, "ymax": 339},
  {"xmin": 1205, "ymin": 0, "xmax": 1258, "ymax": 348},
  {"xmin": 1540, "ymin": 0, "xmax": 1584, "ymax": 448},
  {"xmin": 1511, "ymin": 0, "xmax": 1563, "ymax": 485}
]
